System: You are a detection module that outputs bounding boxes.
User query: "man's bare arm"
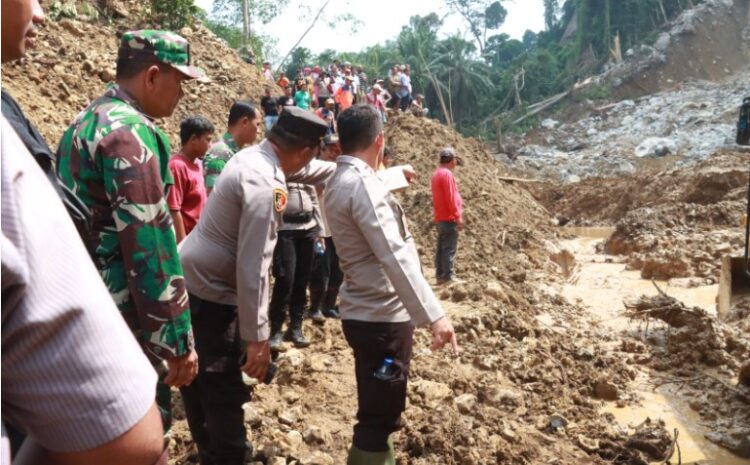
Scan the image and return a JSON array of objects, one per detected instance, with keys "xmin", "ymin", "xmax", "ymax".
[{"xmin": 170, "ymin": 210, "xmax": 186, "ymax": 244}]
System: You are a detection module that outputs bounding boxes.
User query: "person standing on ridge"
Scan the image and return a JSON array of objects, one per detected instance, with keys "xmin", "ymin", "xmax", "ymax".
[
  {"xmin": 261, "ymin": 87, "xmax": 280, "ymax": 131},
  {"xmin": 430, "ymin": 147, "xmax": 464, "ymax": 285}
]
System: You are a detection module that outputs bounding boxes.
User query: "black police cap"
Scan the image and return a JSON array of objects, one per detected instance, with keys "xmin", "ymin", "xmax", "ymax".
[{"xmin": 272, "ymin": 106, "xmax": 328, "ymax": 147}]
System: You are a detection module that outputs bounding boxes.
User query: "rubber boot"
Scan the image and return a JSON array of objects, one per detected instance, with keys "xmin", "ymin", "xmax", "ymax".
[
  {"xmin": 346, "ymin": 445, "xmax": 395, "ymax": 465},
  {"xmin": 268, "ymin": 321, "xmax": 284, "ymax": 353},
  {"xmin": 284, "ymin": 318, "xmax": 311, "ymax": 348},
  {"xmin": 308, "ymin": 287, "xmax": 326, "ymax": 324},
  {"xmin": 322, "ymin": 286, "xmax": 341, "ymax": 319}
]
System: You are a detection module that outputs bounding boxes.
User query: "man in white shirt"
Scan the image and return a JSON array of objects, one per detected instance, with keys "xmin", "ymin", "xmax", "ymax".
[{"xmin": 325, "ymin": 105, "xmax": 459, "ymax": 464}]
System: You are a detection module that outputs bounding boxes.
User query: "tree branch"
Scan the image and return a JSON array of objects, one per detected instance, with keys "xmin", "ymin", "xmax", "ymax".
[{"xmin": 275, "ymin": 0, "xmax": 331, "ymax": 74}]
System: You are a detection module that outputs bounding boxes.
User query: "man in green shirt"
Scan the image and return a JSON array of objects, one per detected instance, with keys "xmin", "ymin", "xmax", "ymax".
[
  {"xmin": 203, "ymin": 101, "xmax": 260, "ymax": 193},
  {"xmin": 56, "ymin": 29, "xmax": 204, "ymax": 430}
]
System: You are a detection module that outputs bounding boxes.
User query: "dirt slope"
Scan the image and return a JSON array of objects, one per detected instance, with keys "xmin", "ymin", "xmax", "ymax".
[
  {"xmin": 532, "ymin": 149, "xmax": 749, "ymax": 226},
  {"xmin": 1, "ymin": 4, "xmax": 272, "ymax": 150},
  {"xmin": 606, "ymin": 0, "xmax": 750, "ymax": 99},
  {"xmin": 386, "ymin": 113, "xmax": 555, "ymax": 292}
]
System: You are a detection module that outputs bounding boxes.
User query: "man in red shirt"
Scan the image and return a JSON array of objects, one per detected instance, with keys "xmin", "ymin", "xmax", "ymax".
[
  {"xmin": 168, "ymin": 117, "xmax": 214, "ymax": 243},
  {"xmin": 430, "ymin": 147, "xmax": 464, "ymax": 284}
]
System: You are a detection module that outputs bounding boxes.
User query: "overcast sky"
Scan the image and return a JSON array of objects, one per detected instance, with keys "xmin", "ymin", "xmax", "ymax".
[{"xmin": 195, "ymin": 0, "xmax": 546, "ymax": 60}]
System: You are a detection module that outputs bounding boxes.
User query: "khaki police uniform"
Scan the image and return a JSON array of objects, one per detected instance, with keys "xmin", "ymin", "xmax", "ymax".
[
  {"xmin": 178, "ymin": 108, "xmax": 333, "ymax": 465},
  {"xmin": 324, "ymin": 155, "xmax": 445, "ymax": 456}
]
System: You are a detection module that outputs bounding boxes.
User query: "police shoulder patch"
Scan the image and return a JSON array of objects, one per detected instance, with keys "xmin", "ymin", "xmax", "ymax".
[{"xmin": 273, "ymin": 188, "xmax": 288, "ymax": 213}]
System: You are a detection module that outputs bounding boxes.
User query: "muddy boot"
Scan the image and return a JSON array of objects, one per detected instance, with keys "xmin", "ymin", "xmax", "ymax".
[
  {"xmin": 308, "ymin": 287, "xmax": 326, "ymax": 324},
  {"xmin": 323, "ymin": 287, "xmax": 340, "ymax": 319},
  {"xmin": 346, "ymin": 446, "xmax": 395, "ymax": 465},
  {"xmin": 268, "ymin": 323, "xmax": 284, "ymax": 353},
  {"xmin": 284, "ymin": 319, "xmax": 311, "ymax": 348}
]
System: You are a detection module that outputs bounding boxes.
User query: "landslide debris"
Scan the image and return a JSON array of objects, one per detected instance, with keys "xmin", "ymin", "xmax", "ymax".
[
  {"xmin": 2, "ymin": 2, "xmax": 273, "ymax": 150},
  {"xmin": 535, "ymin": 149, "xmax": 749, "ymax": 281},
  {"xmin": 504, "ymin": 69, "xmax": 749, "ymax": 183},
  {"xmin": 385, "ymin": 112, "xmax": 557, "ymax": 303},
  {"xmin": 622, "ymin": 292, "xmax": 750, "ymax": 458},
  {"xmin": 5, "ymin": 4, "xmax": 714, "ymax": 465},
  {"xmin": 166, "ymin": 114, "xmax": 663, "ymax": 465}
]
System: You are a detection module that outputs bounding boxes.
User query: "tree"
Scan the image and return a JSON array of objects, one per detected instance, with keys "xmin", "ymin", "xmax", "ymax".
[
  {"xmin": 285, "ymin": 47, "xmax": 313, "ymax": 78},
  {"xmin": 543, "ymin": 0, "xmax": 560, "ymax": 31},
  {"xmin": 151, "ymin": 0, "xmax": 198, "ymax": 30},
  {"xmin": 485, "ymin": 34, "xmax": 525, "ymax": 68},
  {"xmin": 211, "ymin": 0, "xmax": 289, "ymax": 48},
  {"xmin": 429, "ymin": 35, "xmax": 493, "ymax": 127},
  {"xmin": 444, "ymin": 0, "xmax": 507, "ymax": 54}
]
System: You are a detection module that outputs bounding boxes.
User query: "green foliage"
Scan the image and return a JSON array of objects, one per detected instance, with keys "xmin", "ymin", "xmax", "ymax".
[
  {"xmin": 285, "ymin": 47, "xmax": 313, "ymax": 78},
  {"xmin": 572, "ymin": 83, "xmax": 613, "ymax": 102},
  {"xmin": 444, "ymin": 0, "xmax": 508, "ymax": 52},
  {"xmin": 151, "ymin": 0, "xmax": 198, "ymax": 30},
  {"xmin": 570, "ymin": 0, "xmax": 704, "ymax": 66},
  {"xmin": 48, "ymin": 1, "xmax": 78, "ymax": 20}
]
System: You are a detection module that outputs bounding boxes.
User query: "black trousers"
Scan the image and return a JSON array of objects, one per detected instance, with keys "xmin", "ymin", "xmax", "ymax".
[
  {"xmin": 342, "ymin": 320, "xmax": 415, "ymax": 452},
  {"xmin": 269, "ymin": 228, "xmax": 317, "ymax": 330},
  {"xmin": 180, "ymin": 295, "xmax": 251, "ymax": 465},
  {"xmin": 309, "ymin": 236, "xmax": 343, "ymax": 295}
]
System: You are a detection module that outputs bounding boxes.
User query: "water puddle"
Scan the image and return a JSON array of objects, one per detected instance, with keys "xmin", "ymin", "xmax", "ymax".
[
  {"xmin": 560, "ymin": 228, "xmax": 747, "ymax": 464},
  {"xmin": 603, "ymin": 386, "xmax": 748, "ymax": 465},
  {"xmin": 561, "ymin": 226, "xmax": 616, "ymax": 240}
]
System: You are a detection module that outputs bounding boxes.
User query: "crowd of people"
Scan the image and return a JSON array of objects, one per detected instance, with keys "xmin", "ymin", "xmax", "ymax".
[
  {"xmin": 261, "ymin": 60, "xmax": 429, "ymax": 128},
  {"xmin": 1, "ymin": 2, "xmax": 462, "ymax": 465}
]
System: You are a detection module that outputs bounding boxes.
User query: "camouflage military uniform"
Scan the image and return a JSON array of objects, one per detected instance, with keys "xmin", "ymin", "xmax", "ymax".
[
  {"xmin": 203, "ymin": 132, "xmax": 239, "ymax": 188},
  {"xmin": 56, "ymin": 30, "xmax": 206, "ymax": 430}
]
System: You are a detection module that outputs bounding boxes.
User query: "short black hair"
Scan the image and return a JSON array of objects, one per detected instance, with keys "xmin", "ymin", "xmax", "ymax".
[
  {"xmin": 116, "ymin": 59, "xmax": 171, "ymax": 80},
  {"xmin": 228, "ymin": 101, "xmax": 258, "ymax": 127},
  {"xmin": 383, "ymin": 146, "xmax": 393, "ymax": 158},
  {"xmin": 180, "ymin": 116, "xmax": 215, "ymax": 145},
  {"xmin": 337, "ymin": 105, "xmax": 383, "ymax": 155}
]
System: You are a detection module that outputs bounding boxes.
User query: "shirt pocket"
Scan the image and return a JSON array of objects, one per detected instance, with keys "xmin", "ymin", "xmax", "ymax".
[{"xmin": 385, "ymin": 193, "xmax": 411, "ymax": 241}]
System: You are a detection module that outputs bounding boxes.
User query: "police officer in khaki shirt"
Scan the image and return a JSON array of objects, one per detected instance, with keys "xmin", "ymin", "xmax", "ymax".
[
  {"xmin": 178, "ymin": 107, "xmax": 335, "ymax": 465},
  {"xmin": 325, "ymin": 105, "xmax": 459, "ymax": 465}
]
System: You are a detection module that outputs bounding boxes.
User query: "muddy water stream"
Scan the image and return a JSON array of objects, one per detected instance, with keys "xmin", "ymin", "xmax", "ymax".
[{"xmin": 559, "ymin": 228, "xmax": 748, "ymax": 465}]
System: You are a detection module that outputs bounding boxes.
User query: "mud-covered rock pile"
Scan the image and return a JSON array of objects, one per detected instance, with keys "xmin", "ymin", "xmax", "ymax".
[
  {"xmin": 385, "ymin": 112, "xmax": 557, "ymax": 303},
  {"xmin": 534, "ymin": 149, "xmax": 748, "ymax": 280},
  {"xmin": 605, "ymin": 204, "xmax": 745, "ymax": 281},
  {"xmin": 504, "ymin": 69, "xmax": 749, "ymax": 183},
  {"xmin": 622, "ymin": 293, "xmax": 750, "ymax": 458},
  {"xmin": 2, "ymin": 4, "xmax": 272, "ymax": 149},
  {"xmin": 532, "ymin": 149, "xmax": 749, "ymax": 226}
]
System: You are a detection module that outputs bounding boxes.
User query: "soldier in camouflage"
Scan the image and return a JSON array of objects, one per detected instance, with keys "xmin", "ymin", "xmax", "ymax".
[
  {"xmin": 203, "ymin": 101, "xmax": 260, "ymax": 193},
  {"xmin": 56, "ymin": 30, "xmax": 205, "ymax": 431}
]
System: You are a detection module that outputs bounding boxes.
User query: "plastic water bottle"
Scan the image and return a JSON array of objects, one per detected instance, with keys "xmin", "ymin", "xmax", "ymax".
[
  {"xmin": 314, "ymin": 240, "xmax": 325, "ymax": 255},
  {"xmin": 373, "ymin": 357, "xmax": 396, "ymax": 380}
]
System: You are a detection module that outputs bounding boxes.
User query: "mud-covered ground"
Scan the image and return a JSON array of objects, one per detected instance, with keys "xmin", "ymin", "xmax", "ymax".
[{"xmin": 5, "ymin": 1, "xmax": 748, "ymax": 463}]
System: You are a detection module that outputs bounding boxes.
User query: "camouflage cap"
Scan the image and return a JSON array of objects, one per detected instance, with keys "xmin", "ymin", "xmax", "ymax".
[{"xmin": 119, "ymin": 30, "xmax": 207, "ymax": 81}]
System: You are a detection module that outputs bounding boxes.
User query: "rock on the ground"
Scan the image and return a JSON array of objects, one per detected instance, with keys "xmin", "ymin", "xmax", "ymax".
[
  {"xmin": 635, "ymin": 137, "xmax": 678, "ymax": 158},
  {"xmin": 298, "ymin": 452, "xmax": 335, "ymax": 465},
  {"xmin": 740, "ymin": 361, "xmax": 750, "ymax": 386},
  {"xmin": 593, "ymin": 379, "xmax": 620, "ymax": 400},
  {"xmin": 303, "ymin": 426, "xmax": 333, "ymax": 446},
  {"xmin": 278, "ymin": 349, "xmax": 305, "ymax": 367},
  {"xmin": 454, "ymin": 394, "xmax": 477, "ymax": 414}
]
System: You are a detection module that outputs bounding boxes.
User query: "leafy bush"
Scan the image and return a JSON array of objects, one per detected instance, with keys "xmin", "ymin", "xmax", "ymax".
[{"xmin": 151, "ymin": 0, "xmax": 198, "ymax": 30}]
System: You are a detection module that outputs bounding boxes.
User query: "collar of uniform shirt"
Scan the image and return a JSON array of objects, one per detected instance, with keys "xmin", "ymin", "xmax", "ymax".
[{"xmin": 337, "ymin": 155, "xmax": 376, "ymax": 174}]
